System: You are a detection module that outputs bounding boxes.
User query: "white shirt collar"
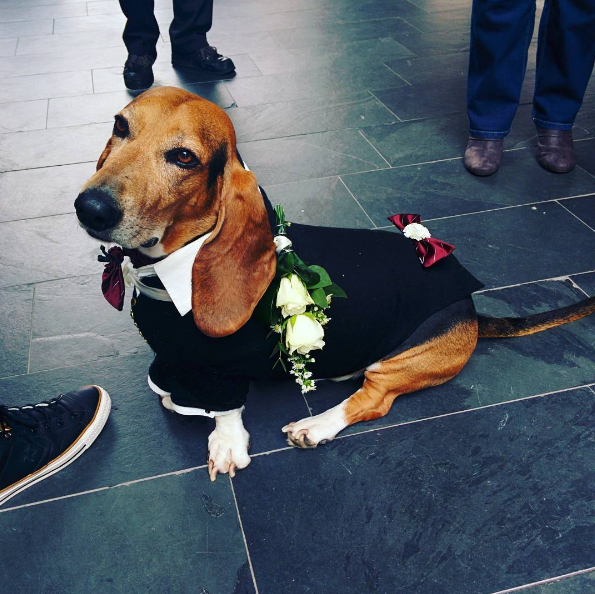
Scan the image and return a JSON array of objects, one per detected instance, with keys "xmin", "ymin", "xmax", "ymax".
[{"xmin": 150, "ymin": 232, "xmax": 211, "ymax": 316}]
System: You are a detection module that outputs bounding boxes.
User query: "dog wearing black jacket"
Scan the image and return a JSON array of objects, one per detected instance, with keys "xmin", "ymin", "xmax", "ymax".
[{"xmin": 75, "ymin": 87, "xmax": 595, "ymax": 480}]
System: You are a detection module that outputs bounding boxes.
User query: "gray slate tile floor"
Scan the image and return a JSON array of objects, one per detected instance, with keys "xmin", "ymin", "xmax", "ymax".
[{"xmin": 0, "ymin": 0, "xmax": 594, "ymax": 593}]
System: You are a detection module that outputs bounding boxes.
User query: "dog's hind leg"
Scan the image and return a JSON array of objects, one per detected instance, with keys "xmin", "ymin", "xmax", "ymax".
[{"xmin": 283, "ymin": 300, "xmax": 478, "ymax": 448}]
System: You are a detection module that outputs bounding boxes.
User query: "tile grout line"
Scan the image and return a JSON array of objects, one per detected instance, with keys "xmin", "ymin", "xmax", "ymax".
[
  {"xmin": 555, "ymin": 199, "xmax": 595, "ymax": 233},
  {"xmin": 474, "ymin": 269, "xmax": 595, "ymax": 294},
  {"xmin": 0, "ymin": 463, "xmax": 208, "ymax": 514},
  {"xmin": 382, "ymin": 62, "xmax": 412, "ymax": 86},
  {"xmin": 368, "ymin": 89, "xmax": 402, "ymax": 122},
  {"xmin": 337, "ymin": 176, "xmax": 378, "ymax": 228},
  {"xmin": 2, "ymin": 383, "xmax": 592, "ymax": 513},
  {"xmin": 488, "ymin": 565, "xmax": 595, "ymax": 594},
  {"xmin": 333, "ymin": 382, "xmax": 595, "ymax": 444},
  {"xmin": 26, "ymin": 285, "xmax": 36, "ymax": 374},
  {"xmin": 357, "ymin": 127, "xmax": 392, "ymax": 168},
  {"xmin": 229, "ymin": 476, "xmax": 261, "ymax": 594}
]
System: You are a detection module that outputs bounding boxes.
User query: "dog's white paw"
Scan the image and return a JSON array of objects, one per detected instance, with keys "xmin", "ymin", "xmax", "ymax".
[
  {"xmin": 207, "ymin": 409, "xmax": 251, "ymax": 481},
  {"xmin": 282, "ymin": 403, "xmax": 347, "ymax": 449}
]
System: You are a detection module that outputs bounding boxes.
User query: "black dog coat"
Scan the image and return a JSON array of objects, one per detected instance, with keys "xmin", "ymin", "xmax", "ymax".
[{"xmin": 129, "ymin": 188, "xmax": 484, "ymax": 414}]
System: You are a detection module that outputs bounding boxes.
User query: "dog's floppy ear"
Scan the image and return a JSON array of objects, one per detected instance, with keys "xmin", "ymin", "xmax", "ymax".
[
  {"xmin": 96, "ymin": 137, "xmax": 113, "ymax": 171},
  {"xmin": 192, "ymin": 158, "xmax": 276, "ymax": 337}
]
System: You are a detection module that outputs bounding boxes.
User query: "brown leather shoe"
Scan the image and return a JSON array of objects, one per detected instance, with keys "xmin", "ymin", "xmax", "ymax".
[
  {"xmin": 463, "ymin": 138, "xmax": 503, "ymax": 176},
  {"xmin": 536, "ymin": 126, "xmax": 575, "ymax": 173}
]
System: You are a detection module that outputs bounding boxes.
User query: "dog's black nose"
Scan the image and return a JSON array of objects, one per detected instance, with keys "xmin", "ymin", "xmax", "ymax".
[{"xmin": 75, "ymin": 189, "xmax": 122, "ymax": 232}]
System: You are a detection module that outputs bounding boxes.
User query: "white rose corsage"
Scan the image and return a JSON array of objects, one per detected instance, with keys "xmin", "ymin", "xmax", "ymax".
[{"xmin": 255, "ymin": 205, "xmax": 346, "ymax": 394}]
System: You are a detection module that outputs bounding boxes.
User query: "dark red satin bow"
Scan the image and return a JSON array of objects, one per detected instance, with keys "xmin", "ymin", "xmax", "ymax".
[
  {"xmin": 388, "ymin": 213, "xmax": 454, "ymax": 268},
  {"xmin": 98, "ymin": 246, "xmax": 165, "ymax": 310},
  {"xmin": 98, "ymin": 246, "xmax": 125, "ymax": 310}
]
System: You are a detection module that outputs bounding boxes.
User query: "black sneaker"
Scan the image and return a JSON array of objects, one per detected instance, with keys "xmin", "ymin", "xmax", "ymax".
[
  {"xmin": 123, "ymin": 54, "xmax": 155, "ymax": 90},
  {"xmin": 171, "ymin": 45, "xmax": 235, "ymax": 75},
  {"xmin": 0, "ymin": 385, "xmax": 111, "ymax": 507}
]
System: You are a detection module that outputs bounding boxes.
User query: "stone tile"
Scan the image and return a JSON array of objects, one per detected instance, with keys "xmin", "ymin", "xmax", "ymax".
[
  {"xmin": 0, "ymin": 162, "xmax": 95, "ymax": 222},
  {"xmin": 0, "ymin": 38, "xmax": 16, "ymax": 57},
  {"xmin": 0, "ymin": 45, "xmax": 127, "ymax": 78},
  {"xmin": 16, "ymin": 29, "xmax": 162, "ymax": 56},
  {"xmin": 571, "ymin": 272, "xmax": 595, "ymax": 297},
  {"xmin": 90, "ymin": 56, "xmax": 259, "ymax": 95},
  {"xmin": 0, "ymin": 3, "xmax": 87, "ymax": 23},
  {"xmin": 49, "ymin": 84, "xmax": 234, "ymax": 128},
  {"xmin": 0, "ymin": 352, "xmax": 309, "ymax": 505},
  {"xmin": 341, "ymin": 150, "xmax": 595, "ymax": 224},
  {"xmin": 396, "ymin": 23, "xmax": 471, "ymax": 57},
  {"xmin": 234, "ymin": 387, "xmax": 595, "ymax": 594},
  {"xmin": 384, "ymin": 51, "xmax": 470, "ymax": 86},
  {"xmin": 0, "ymin": 285, "xmax": 33, "ymax": 378},
  {"xmin": 0, "ymin": 18, "xmax": 53, "ymax": 38},
  {"xmin": 304, "ymin": 279, "xmax": 595, "ymax": 433},
  {"xmin": 0, "ymin": 471, "xmax": 256, "ymax": 594},
  {"xmin": 228, "ymin": 91, "xmax": 397, "ymax": 143},
  {"xmin": 574, "ymin": 95, "xmax": 595, "ymax": 135},
  {"xmin": 227, "ymin": 63, "xmax": 407, "ymax": 107},
  {"xmin": 407, "ymin": 0, "xmax": 472, "ymax": 13},
  {"xmin": 0, "ymin": 213, "xmax": 100, "ymax": 287},
  {"xmin": 424, "ymin": 203, "xmax": 595, "ymax": 289},
  {"xmin": 520, "ymin": 571, "xmax": 595, "ymax": 593},
  {"xmin": 0, "ymin": 121, "xmax": 112, "ymax": 171},
  {"xmin": 0, "ymin": 99, "xmax": 47, "ymax": 133},
  {"xmin": 0, "ymin": 70, "xmax": 92, "ymax": 103},
  {"xmin": 53, "ymin": 13, "xmax": 126, "ymax": 34},
  {"xmin": 268, "ymin": 16, "xmax": 418, "ymax": 50},
  {"xmin": 248, "ymin": 38, "xmax": 414, "ymax": 76},
  {"xmin": 372, "ymin": 76, "xmax": 467, "ymax": 121},
  {"xmin": 575, "ymin": 138, "xmax": 595, "ymax": 176},
  {"xmin": 559, "ymin": 195, "xmax": 595, "ymax": 230},
  {"xmin": 238, "ymin": 128, "xmax": 388, "ymax": 185},
  {"xmin": 262, "ymin": 177, "xmax": 374, "ymax": 229},
  {"xmin": 29, "ymin": 275, "xmax": 150, "ymax": 373}
]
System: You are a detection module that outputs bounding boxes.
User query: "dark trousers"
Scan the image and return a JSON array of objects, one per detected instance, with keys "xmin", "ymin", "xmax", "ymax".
[
  {"xmin": 467, "ymin": 0, "xmax": 595, "ymax": 138},
  {"xmin": 119, "ymin": 0, "xmax": 213, "ymax": 58}
]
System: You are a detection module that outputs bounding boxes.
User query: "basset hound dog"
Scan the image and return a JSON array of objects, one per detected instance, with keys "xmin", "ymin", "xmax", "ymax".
[{"xmin": 75, "ymin": 87, "xmax": 595, "ymax": 481}]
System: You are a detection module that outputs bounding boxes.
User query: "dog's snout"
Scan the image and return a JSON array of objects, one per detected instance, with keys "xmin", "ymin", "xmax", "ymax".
[{"xmin": 75, "ymin": 189, "xmax": 122, "ymax": 232}]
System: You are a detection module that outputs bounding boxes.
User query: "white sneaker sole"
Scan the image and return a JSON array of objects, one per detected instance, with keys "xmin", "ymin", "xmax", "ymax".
[{"xmin": 0, "ymin": 386, "xmax": 112, "ymax": 508}]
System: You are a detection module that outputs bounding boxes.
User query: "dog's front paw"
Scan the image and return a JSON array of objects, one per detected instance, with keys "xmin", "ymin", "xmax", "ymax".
[
  {"xmin": 282, "ymin": 403, "xmax": 347, "ymax": 449},
  {"xmin": 207, "ymin": 417, "xmax": 250, "ymax": 481}
]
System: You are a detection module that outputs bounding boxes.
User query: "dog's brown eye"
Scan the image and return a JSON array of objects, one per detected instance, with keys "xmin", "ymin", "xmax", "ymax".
[
  {"xmin": 177, "ymin": 150, "xmax": 194, "ymax": 164},
  {"xmin": 114, "ymin": 116, "xmax": 129, "ymax": 138},
  {"xmin": 167, "ymin": 148, "xmax": 199, "ymax": 169}
]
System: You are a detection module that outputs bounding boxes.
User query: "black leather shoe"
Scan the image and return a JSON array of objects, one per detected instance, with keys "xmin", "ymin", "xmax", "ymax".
[
  {"xmin": 536, "ymin": 126, "xmax": 575, "ymax": 173},
  {"xmin": 172, "ymin": 45, "xmax": 235, "ymax": 75},
  {"xmin": 463, "ymin": 138, "xmax": 503, "ymax": 176},
  {"xmin": 123, "ymin": 54, "xmax": 155, "ymax": 90},
  {"xmin": 0, "ymin": 386, "xmax": 111, "ymax": 507}
]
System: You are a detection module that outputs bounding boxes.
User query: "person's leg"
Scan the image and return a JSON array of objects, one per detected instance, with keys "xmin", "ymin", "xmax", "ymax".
[
  {"xmin": 119, "ymin": 0, "xmax": 160, "ymax": 89},
  {"xmin": 532, "ymin": 0, "xmax": 595, "ymax": 172},
  {"xmin": 119, "ymin": 0, "xmax": 160, "ymax": 59},
  {"xmin": 169, "ymin": 0, "xmax": 235, "ymax": 74},
  {"xmin": 169, "ymin": 0, "xmax": 213, "ymax": 54},
  {"xmin": 467, "ymin": 0, "xmax": 537, "ymax": 139}
]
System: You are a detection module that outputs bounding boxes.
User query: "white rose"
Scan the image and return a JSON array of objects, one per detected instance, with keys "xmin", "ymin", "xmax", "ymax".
[
  {"xmin": 285, "ymin": 314, "xmax": 325, "ymax": 355},
  {"xmin": 403, "ymin": 222, "xmax": 431, "ymax": 241},
  {"xmin": 276, "ymin": 274, "xmax": 314, "ymax": 318},
  {"xmin": 273, "ymin": 235, "xmax": 293, "ymax": 253}
]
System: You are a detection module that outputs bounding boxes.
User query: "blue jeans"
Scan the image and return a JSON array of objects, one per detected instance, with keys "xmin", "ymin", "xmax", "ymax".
[{"xmin": 467, "ymin": 0, "xmax": 595, "ymax": 139}]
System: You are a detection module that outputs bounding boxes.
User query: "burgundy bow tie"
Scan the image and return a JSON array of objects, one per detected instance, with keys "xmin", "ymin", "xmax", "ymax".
[
  {"xmin": 388, "ymin": 213, "xmax": 455, "ymax": 268},
  {"xmin": 98, "ymin": 245, "xmax": 164, "ymax": 310}
]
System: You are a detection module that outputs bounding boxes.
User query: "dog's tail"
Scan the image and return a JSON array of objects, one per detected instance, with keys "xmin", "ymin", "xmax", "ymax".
[{"xmin": 478, "ymin": 296, "xmax": 595, "ymax": 338}]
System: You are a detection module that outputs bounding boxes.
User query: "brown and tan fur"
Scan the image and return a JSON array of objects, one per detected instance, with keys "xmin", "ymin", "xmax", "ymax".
[{"xmin": 79, "ymin": 86, "xmax": 595, "ymax": 457}]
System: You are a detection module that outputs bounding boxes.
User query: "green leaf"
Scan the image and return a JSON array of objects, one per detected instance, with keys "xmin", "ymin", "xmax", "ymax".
[
  {"xmin": 254, "ymin": 281, "xmax": 279, "ymax": 325},
  {"xmin": 276, "ymin": 252, "xmax": 295, "ymax": 277},
  {"xmin": 269, "ymin": 343, "xmax": 280, "ymax": 358},
  {"xmin": 310, "ymin": 287, "xmax": 328, "ymax": 309},
  {"xmin": 325, "ymin": 282, "xmax": 347, "ymax": 299},
  {"xmin": 295, "ymin": 264, "xmax": 320, "ymax": 286},
  {"xmin": 308, "ymin": 265, "xmax": 332, "ymax": 289}
]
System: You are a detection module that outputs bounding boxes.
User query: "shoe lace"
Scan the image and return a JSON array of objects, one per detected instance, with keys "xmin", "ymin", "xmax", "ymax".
[
  {"xmin": 202, "ymin": 45, "xmax": 220, "ymax": 57},
  {"xmin": 0, "ymin": 396, "xmax": 72, "ymax": 432},
  {"xmin": 128, "ymin": 55, "xmax": 154, "ymax": 67}
]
